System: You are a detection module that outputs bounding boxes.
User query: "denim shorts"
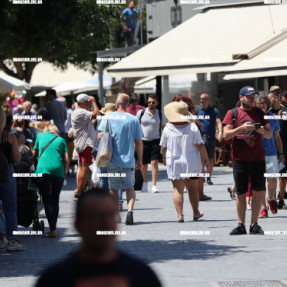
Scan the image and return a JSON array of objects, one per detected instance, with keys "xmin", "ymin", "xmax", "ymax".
[
  {"xmin": 106, "ymin": 162, "xmax": 135, "ymax": 190},
  {"xmin": 265, "ymin": 155, "xmax": 279, "ymax": 178}
]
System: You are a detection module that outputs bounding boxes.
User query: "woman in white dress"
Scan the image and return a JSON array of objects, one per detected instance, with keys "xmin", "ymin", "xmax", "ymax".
[{"xmin": 160, "ymin": 102, "xmax": 211, "ymax": 222}]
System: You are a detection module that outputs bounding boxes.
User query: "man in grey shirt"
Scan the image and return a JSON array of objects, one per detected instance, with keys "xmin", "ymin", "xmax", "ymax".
[
  {"xmin": 45, "ymin": 89, "xmax": 67, "ymax": 138},
  {"xmin": 72, "ymin": 94, "xmax": 99, "ymax": 200},
  {"xmin": 136, "ymin": 94, "xmax": 166, "ymax": 193}
]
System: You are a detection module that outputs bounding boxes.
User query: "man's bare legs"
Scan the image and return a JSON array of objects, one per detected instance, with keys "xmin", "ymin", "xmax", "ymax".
[
  {"xmin": 126, "ymin": 188, "xmax": 136, "ymax": 211},
  {"xmin": 76, "ymin": 165, "xmax": 90, "ymax": 195},
  {"xmin": 279, "ymin": 178, "xmax": 286, "ymax": 200},
  {"xmin": 236, "ymin": 194, "xmax": 247, "ymax": 224},
  {"xmin": 141, "ymin": 164, "xmax": 148, "ymax": 183},
  {"xmin": 151, "ymin": 160, "xmax": 158, "ymax": 186},
  {"xmin": 251, "ymin": 190, "xmax": 264, "ymax": 226}
]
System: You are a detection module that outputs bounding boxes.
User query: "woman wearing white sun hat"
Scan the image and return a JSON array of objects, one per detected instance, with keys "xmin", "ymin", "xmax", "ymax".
[{"xmin": 160, "ymin": 101, "xmax": 211, "ymax": 223}]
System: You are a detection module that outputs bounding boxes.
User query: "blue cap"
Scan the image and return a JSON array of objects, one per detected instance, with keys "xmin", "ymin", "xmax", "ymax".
[{"xmin": 239, "ymin": 86, "xmax": 258, "ymax": 96}]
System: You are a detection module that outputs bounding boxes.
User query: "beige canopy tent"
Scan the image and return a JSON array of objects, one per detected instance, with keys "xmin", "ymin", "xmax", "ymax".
[{"xmin": 223, "ymin": 38, "xmax": 287, "ymax": 80}]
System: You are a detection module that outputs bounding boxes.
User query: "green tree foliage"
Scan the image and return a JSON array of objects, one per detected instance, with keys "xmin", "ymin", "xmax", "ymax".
[{"xmin": 0, "ymin": 0, "xmax": 132, "ymax": 82}]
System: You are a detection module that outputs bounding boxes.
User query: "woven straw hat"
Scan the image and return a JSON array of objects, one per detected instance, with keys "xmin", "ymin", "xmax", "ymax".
[
  {"xmin": 100, "ymin": 103, "xmax": 117, "ymax": 114},
  {"xmin": 164, "ymin": 101, "xmax": 193, "ymax": 123}
]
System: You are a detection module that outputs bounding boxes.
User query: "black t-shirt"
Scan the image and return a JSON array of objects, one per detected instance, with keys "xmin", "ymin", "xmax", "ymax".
[
  {"xmin": 269, "ymin": 105, "xmax": 287, "ymax": 151},
  {"xmin": 35, "ymin": 251, "xmax": 162, "ymax": 287}
]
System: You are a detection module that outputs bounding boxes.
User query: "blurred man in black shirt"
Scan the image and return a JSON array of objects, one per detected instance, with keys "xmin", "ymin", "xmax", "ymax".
[{"xmin": 35, "ymin": 188, "xmax": 162, "ymax": 287}]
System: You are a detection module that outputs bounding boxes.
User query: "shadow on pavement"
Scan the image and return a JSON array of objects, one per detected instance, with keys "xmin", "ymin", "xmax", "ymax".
[{"xmin": 118, "ymin": 239, "xmax": 249, "ymax": 263}]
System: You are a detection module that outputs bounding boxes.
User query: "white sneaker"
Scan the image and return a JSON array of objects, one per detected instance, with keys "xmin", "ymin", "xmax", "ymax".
[
  {"xmin": 6, "ymin": 240, "xmax": 26, "ymax": 252},
  {"xmin": 0, "ymin": 237, "xmax": 8, "ymax": 249},
  {"xmin": 151, "ymin": 185, "xmax": 159, "ymax": 193},
  {"xmin": 141, "ymin": 182, "xmax": 148, "ymax": 193}
]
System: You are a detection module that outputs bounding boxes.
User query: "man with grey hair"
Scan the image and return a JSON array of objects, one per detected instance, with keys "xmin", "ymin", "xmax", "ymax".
[
  {"xmin": 98, "ymin": 93, "xmax": 143, "ymax": 225},
  {"xmin": 22, "ymin": 101, "xmax": 35, "ymax": 119}
]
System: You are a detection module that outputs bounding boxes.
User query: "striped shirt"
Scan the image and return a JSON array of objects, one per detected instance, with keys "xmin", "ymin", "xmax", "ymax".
[{"xmin": 72, "ymin": 108, "xmax": 96, "ymax": 154}]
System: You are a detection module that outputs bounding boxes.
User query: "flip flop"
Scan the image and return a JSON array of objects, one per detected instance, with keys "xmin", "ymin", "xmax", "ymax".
[
  {"xmin": 199, "ymin": 195, "xmax": 212, "ymax": 201},
  {"xmin": 177, "ymin": 216, "xmax": 184, "ymax": 223},
  {"xmin": 193, "ymin": 213, "xmax": 204, "ymax": 221}
]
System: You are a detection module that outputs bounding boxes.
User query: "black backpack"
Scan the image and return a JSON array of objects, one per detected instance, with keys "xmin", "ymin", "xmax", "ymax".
[{"xmin": 0, "ymin": 131, "xmax": 9, "ymax": 183}]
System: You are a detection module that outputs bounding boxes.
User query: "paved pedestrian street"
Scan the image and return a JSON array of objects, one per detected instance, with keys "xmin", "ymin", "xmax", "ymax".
[{"xmin": 1, "ymin": 165, "xmax": 287, "ymax": 287}]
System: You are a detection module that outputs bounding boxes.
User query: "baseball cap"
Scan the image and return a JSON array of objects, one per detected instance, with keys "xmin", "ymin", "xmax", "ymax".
[
  {"xmin": 269, "ymin": 86, "xmax": 281, "ymax": 92},
  {"xmin": 239, "ymin": 86, "xmax": 258, "ymax": 96},
  {"xmin": 76, "ymin": 94, "xmax": 90, "ymax": 103}
]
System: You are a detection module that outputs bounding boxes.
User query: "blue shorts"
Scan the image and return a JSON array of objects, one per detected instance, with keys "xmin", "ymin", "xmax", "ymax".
[
  {"xmin": 265, "ymin": 156, "xmax": 279, "ymax": 178},
  {"xmin": 107, "ymin": 162, "xmax": 135, "ymax": 190}
]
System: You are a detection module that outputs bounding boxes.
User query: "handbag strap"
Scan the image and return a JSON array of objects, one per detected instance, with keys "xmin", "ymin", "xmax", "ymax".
[
  {"xmin": 104, "ymin": 119, "xmax": 111, "ymax": 133},
  {"xmin": 39, "ymin": 135, "xmax": 58, "ymax": 158}
]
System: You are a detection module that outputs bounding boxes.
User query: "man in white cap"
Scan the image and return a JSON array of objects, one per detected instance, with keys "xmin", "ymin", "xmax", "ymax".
[{"xmin": 72, "ymin": 94, "xmax": 99, "ymax": 200}]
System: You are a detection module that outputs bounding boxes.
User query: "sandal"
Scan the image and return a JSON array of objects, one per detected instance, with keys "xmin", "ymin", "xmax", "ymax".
[
  {"xmin": 227, "ymin": 187, "xmax": 236, "ymax": 200},
  {"xmin": 193, "ymin": 212, "xmax": 204, "ymax": 221},
  {"xmin": 199, "ymin": 195, "xmax": 212, "ymax": 201},
  {"xmin": 177, "ymin": 216, "xmax": 184, "ymax": 223},
  {"xmin": 44, "ymin": 230, "xmax": 59, "ymax": 238}
]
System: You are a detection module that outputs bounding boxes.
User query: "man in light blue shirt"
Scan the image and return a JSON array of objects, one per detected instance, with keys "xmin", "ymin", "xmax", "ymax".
[{"xmin": 98, "ymin": 93, "xmax": 143, "ymax": 225}]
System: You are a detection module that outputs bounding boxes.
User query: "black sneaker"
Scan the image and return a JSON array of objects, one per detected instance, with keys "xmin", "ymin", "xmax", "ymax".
[
  {"xmin": 277, "ymin": 199, "xmax": 287, "ymax": 209},
  {"xmin": 230, "ymin": 224, "xmax": 247, "ymax": 235},
  {"xmin": 277, "ymin": 191, "xmax": 287, "ymax": 200},
  {"xmin": 249, "ymin": 223, "xmax": 264, "ymax": 235},
  {"xmin": 125, "ymin": 211, "xmax": 133, "ymax": 225},
  {"xmin": 206, "ymin": 178, "xmax": 214, "ymax": 185}
]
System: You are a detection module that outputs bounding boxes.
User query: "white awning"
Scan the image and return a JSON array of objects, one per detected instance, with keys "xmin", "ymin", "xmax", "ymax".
[
  {"xmin": 107, "ymin": 4, "xmax": 287, "ymax": 77},
  {"xmin": 35, "ymin": 81, "xmax": 98, "ymax": 97},
  {"xmin": 0, "ymin": 71, "xmax": 30, "ymax": 93},
  {"xmin": 223, "ymin": 37, "xmax": 287, "ymax": 80}
]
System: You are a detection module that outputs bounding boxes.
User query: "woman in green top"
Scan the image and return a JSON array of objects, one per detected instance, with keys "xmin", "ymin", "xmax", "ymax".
[{"xmin": 33, "ymin": 124, "xmax": 69, "ymax": 237}]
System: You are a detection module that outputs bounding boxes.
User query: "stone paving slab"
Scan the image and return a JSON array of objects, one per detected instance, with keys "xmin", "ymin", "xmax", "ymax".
[{"xmin": 1, "ymin": 164, "xmax": 287, "ymax": 287}]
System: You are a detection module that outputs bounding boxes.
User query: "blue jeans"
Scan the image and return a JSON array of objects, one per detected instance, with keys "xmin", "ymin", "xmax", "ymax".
[
  {"xmin": 0, "ymin": 166, "xmax": 18, "ymax": 239},
  {"xmin": 0, "ymin": 200, "xmax": 6, "ymax": 235},
  {"xmin": 35, "ymin": 173, "xmax": 64, "ymax": 231},
  {"xmin": 99, "ymin": 167, "xmax": 109, "ymax": 190}
]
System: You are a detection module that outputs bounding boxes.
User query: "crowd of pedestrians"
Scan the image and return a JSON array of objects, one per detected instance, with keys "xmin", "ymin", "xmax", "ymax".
[{"xmin": 1, "ymin": 85, "xmax": 287, "ymax": 252}]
